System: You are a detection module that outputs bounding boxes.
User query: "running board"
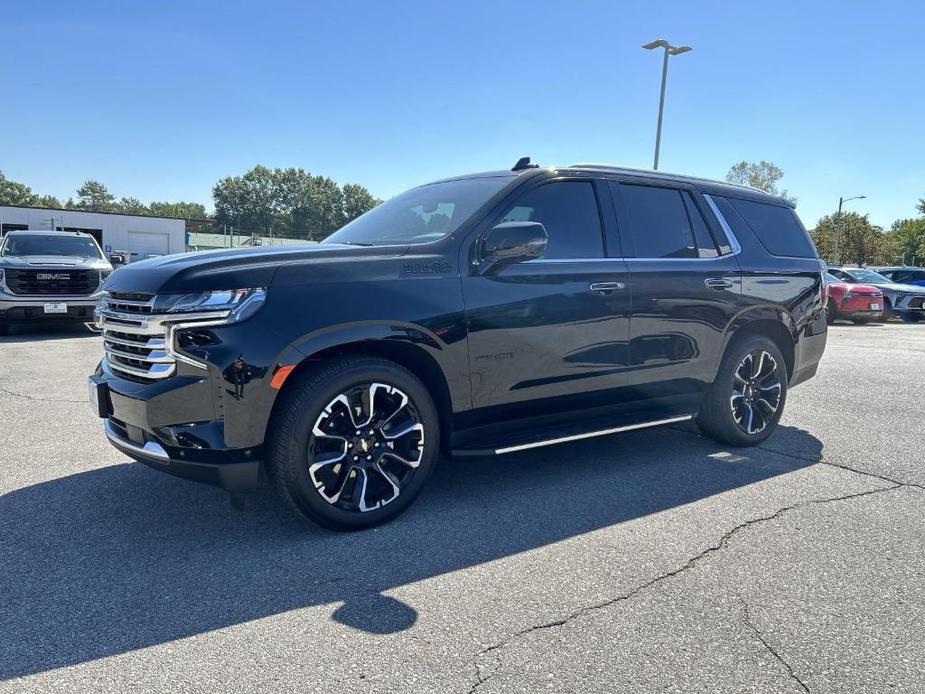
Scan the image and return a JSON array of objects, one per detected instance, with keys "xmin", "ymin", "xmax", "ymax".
[{"xmin": 451, "ymin": 414, "xmax": 693, "ymax": 457}]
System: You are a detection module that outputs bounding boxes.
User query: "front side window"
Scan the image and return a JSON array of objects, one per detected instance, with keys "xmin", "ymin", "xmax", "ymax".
[
  {"xmin": 325, "ymin": 176, "xmax": 512, "ymax": 246},
  {"xmin": 497, "ymin": 181, "xmax": 604, "ymax": 259},
  {"xmin": 616, "ymin": 183, "xmax": 718, "ymax": 259},
  {"xmin": 0, "ymin": 234, "xmax": 102, "ymax": 259}
]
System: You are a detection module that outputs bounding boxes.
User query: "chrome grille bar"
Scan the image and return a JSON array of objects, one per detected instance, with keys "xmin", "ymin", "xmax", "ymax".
[{"xmin": 97, "ymin": 294, "xmax": 230, "ymax": 382}]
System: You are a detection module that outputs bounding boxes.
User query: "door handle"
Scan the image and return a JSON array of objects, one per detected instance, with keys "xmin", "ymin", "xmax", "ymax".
[
  {"xmin": 589, "ymin": 281, "xmax": 625, "ymax": 293},
  {"xmin": 704, "ymin": 278, "xmax": 734, "ymax": 289}
]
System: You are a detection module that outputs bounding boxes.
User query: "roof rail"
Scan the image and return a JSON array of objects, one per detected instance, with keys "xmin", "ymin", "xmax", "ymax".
[{"xmin": 567, "ymin": 162, "xmax": 769, "ymax": 195}]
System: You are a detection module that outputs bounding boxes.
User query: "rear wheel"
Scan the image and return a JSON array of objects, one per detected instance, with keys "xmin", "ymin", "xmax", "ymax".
[
  {"xmin": 268, "ymin": 356, "xmax": 439, "ymax": 531},
  {"xmin": 697, "ymin": 334, "xmax": 788, "ymax": 447},
  {"xmin": 825, "ymin": 300, "xmax": 837, "ymax": 325},
  {"xmin": 899, "ymin": 313, "xmax": 922, "ymax": 323}
]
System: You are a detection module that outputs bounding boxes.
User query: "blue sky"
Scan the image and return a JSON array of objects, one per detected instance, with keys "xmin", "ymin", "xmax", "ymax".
[{"xmin": 2, "ymin": 1, "xmax": 923, "ymax": 229}]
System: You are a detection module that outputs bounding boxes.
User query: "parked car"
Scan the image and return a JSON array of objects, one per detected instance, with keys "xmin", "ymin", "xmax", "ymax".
[
  {"xmin": 828, "ymin": 267, "xmax": 925, "ymax": 322},
  {"xmin": 0, "ymin": 230, "xmax": 113, "ymax": 335},
  {"xmin": 88, "ymin": 160, "xmax": 828, "ymax": 530},
  {"xmin": 824, "ymin": 273, "xmax": 883, "ymax": 324},
  {"xmin": 872, "ymin": 266, "xmax": 925, "ymax": 287}
]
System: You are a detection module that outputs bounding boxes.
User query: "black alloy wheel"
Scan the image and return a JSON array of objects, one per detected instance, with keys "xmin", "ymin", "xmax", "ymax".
[
  {"xmin": 269, "ymin": 356, "xmax": 439, "ymax": 530},
  {"xmin": 729, "ymin": 350, "xmax": 783, "ymax": 436},
  {"xmin": 697, "ymin": 334, "xmax": 788, "ymax": 446},
  {"xmin": 308, "ymin": 383, "xmax": 424, "ymax": 513}
]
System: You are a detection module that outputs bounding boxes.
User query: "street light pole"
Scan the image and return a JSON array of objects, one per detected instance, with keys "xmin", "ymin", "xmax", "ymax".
[
  {"xmin": 831, "ymin": 194, "xmax": 866, "ymax": 263},
  {"xmin": 642, "ymin": 39, "xmax": 692, "ymax": 170}
]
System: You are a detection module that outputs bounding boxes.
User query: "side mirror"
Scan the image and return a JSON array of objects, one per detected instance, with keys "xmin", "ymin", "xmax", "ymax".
[
  {"xmin": 108, "ymin": 254, "xmax": 125, "ymax": 266},
  {"xmin": 480, "ymin": 221, "xmax": 547, "ymax": 273}
]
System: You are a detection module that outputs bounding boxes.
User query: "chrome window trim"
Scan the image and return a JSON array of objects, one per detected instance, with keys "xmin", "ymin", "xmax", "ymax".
[{"xmin": 703, "ymin": 194, "xmax": 743, "ymax": 256}]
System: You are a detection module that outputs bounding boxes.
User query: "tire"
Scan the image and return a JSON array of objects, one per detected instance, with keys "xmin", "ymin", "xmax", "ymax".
[
  {"xmin": 851, "ymin": 318, "xmax": 872, "ymax": 325},
  {"xmin": 696, "ymin": 334, "xmax": 788, "ymax": 447},
  {"xmin": 899, "ymin": 313, "xmax": 922, "ymax": 323},
  {"xmin": 825, "ymin": 300, "xmax": 837, "ymax": 325},
  {"xmin": 268, "ymin": 356, "xmax": 439, "ymax": 531},
  {"xmin": 0, "ymin": 323, "xmax": 9, "ymax": 337}
]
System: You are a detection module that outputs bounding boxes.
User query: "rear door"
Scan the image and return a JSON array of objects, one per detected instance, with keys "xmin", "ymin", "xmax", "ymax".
[
  {"xmin": 608, "ymin": 179, "xmax": 742, "ymax": 392},
  {"xmin": 463, "ymin": 177, "xmax": 631, "ymax": 409}
]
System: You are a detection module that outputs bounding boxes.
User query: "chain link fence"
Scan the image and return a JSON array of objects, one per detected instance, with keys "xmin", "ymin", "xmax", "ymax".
[{"xmin": 184, "ymin": 220, "xmax": 328, "ymax": 252}]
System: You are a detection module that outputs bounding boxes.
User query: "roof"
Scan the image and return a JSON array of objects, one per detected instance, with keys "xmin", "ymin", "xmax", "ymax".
[
  {"xmin": 2, "ymin": 228, "xmax": 96, "ymax": 238},
  {"xmin": 0, "ymin": 203, "xmax": 191, "ymax": 221},
  {"xmin": 564, "ymin": 163, "xmax": 783, "ymax": 203}
]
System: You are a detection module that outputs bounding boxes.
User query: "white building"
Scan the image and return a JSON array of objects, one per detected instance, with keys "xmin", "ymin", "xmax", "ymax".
[{"xmin": 0, "ymin": 205, "xmax": 186, "ymax": 263}]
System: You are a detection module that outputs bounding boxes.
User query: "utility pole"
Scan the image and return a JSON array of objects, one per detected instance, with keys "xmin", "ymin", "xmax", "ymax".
[
  {"xmin": 831, "ymin": 194, "xmax": 866, "ymax": 263},
  {"xmin": 642, "ymin": 39, "xmax": 692, "ymax": 170}
]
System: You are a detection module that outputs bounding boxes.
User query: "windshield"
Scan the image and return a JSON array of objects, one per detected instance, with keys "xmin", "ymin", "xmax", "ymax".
[
  {"xmin": 844, "ymin": 268, "xmax": 889, "ymax": 284},
  {"xmin": 325, "ymin": 176, "xmax": 513, "ymax": 246},
  {"xmin": 825, "ymin": 273, "xmax": 842, "ymax": 284},
  {"xmin": 1, "ymin": 234, "xmax": 102, "ymax": 259}
]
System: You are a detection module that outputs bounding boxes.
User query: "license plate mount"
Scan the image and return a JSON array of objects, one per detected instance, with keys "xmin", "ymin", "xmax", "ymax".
[
  {"xmin": 87, "ymin": 375, "xmax": 112, "ymax": 418},
  {"xmin": 44, "ymin": 302, "xmax": 68, "ymax": 314}
]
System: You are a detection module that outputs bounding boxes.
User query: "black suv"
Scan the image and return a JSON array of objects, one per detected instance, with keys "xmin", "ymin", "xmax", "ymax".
[{"xmin": 89, "ymin": 160, "xmax": 828, "ymax": 530}]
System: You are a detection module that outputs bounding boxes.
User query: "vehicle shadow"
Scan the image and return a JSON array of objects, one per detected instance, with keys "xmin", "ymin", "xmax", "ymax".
[
  {"xmin": 0, "ymin": 424, "xmax": 822, "ymax": 679},
  {"xmin": 0, "ymin": 322, "xmax": 97, "ymax": 342}
]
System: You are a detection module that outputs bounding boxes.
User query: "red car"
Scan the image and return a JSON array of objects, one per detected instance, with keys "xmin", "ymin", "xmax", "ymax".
[{"xmin": 825, "ymin": 273, "xmax": 884, "ymax": 324}]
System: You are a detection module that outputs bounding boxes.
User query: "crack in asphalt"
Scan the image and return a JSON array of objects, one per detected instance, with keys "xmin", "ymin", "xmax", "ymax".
[
  {"xmin": 467, "ymin": 483, "xmax": 901, "ymax": 691},
  {"xmin": 0, "ymin": 386, "xmax": 85, "ymax": 404},
  {"xmin": 739, "ymin": 596, "xmax": 810, "ymax": 693},
  {"xmin": 468, "ymin": 655, "xmax": 500, "ymax": 694}
]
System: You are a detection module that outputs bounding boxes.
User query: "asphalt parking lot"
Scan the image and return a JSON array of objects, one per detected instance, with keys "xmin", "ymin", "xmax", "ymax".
[{"xmin": 1, "ymin": 322, "xmax": 923, "ymax": 693}]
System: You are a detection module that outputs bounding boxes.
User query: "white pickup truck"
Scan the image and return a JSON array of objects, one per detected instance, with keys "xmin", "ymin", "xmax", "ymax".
[{"xmin": 0, "ymin": 230, "xmax": 113, "ymax": 335}]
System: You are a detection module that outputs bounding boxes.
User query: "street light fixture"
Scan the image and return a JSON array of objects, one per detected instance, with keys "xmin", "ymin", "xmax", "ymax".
[
  {"xmin": 642, "ymin": 38, "xmax": 692, "ymax": 170},
  {"xmin": 832, "ymin": 194, "xmax": 867, "ymax": 263}
]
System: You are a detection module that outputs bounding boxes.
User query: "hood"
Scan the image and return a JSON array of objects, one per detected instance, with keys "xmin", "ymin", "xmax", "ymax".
[
  {"xmin": 833, "ymin": 282, "xmax": 880, "ymax": 295},
  {"xmin": 865, "ymin": 281, "xmax": 925, "ymax": 295},
  {"xmin": 102, "ymin": 242, "xmax": 410, "ymax": 294},
  {"xmin": 0, "ymin": 255, "xmax": 111, "ymax": 270}
]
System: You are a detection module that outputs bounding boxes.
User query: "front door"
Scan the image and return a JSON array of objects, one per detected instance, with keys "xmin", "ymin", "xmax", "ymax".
[
  {"xmin": 608, "ymin": 180, "xmax": 742, "ymax": 392},
  {"xmin": 463, "ymin": 178, "xmax": 631, "ymax": 410}
]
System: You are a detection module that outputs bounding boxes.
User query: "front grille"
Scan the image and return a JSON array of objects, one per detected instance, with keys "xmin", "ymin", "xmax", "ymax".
[
  {"xmin": 5, "ymin": 268, "xmax": 99, "ymax": 295},
  {"xmin": 99, "ymin": 292, "xmax": 175, "ymax": 382},
  {"xmin": 97, "ymin": 292, "xmax": 230, "ymax": 384}
]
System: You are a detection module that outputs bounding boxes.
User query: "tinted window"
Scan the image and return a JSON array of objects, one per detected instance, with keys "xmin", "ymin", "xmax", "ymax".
[
  {"xmin": 722, "ymin": 197, "xmax": 816, "ymax": 258},
  {"xmin": 499, "ymin": 181, "xmax": 603, "ymax": 259},
  {"xmin": 617, "ymin": 183, "xmax": 717, "ymax": 259},
  {"xmin": 0, "ymin": 234, "xmax": 102, "ymax": 258},
  {"xmin": 325, "ymin": 175, "xmax": 512, "ymax": 246}
]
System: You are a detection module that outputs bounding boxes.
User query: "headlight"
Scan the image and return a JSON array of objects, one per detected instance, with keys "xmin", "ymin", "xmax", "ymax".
[{"xmin": 156, "ymin": 288, "xmax": 267, "ymax": 322}]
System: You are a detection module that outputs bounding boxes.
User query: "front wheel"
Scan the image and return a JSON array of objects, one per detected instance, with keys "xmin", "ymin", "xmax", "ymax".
[
  {"xmin": 268, "ymin": 356, "xmax": 439, "ymax": 531},
  {"xmin": 825, "ymin": 300, "xmax": 837, "ymax": 325},
  {"xmin": 697, "ymin": 334, "xmax": 788, "ymax": 447},
  {"xmin": 899, "ymin": 313, "xmax": 922, "ymax": 323}
]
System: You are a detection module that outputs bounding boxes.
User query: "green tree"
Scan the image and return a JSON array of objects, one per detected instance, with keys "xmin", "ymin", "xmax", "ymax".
[
  {"xmin": 342, "ymin": 183, "xmax": 381, "ymax": 224},
  {"xmin": 884, "ymin": 218, "xmax": 925, "ymax": 264},
  {"xmin": 75, "ymin": 180, "xmax": 115, "ymax": 212},
  {"xmin": 212, "ymin": 165, "xmax": 379, "ymax": 238},
  {"xmin": 149, "ymin": 201, "xmax": 208, "ymax": 219},
  {"xmin": 916, "ymin": 197, "xmax": 925, "ymax": 216},
  {"xmin": 116, "ymin": 197, "xmax": 149, "ymax": 215},
  {"xmin": 34, "ymin": 194, "xmax": 63, "ymax": 208},
  {"xmin": 0, "ymin": 171, "xmax": 40, "ymax": 206},
  {"xmin": 810, "ymin": 212, "xmax": 888, "ymax": 265},
  {"xmin": 726, "ymin": 161, "xmax": 797, "ymax": 205}
]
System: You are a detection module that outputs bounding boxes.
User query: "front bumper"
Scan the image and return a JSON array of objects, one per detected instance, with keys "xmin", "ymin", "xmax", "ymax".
[
  {"xmin": 103, "ymin": 418, "xmax": 260, "ymax": 492},
  {"xmin": 0, "ymin": 295, "xmax": 101, "ymax": 322},
  {"xmin": 90, "ymin": 329, "xmax": 274, "ymax": 493}
]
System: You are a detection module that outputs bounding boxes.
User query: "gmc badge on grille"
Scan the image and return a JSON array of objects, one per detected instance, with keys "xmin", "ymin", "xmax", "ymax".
[{"xmin": 36, "ymin": 273, "xmax": 71, "ymax": 280}]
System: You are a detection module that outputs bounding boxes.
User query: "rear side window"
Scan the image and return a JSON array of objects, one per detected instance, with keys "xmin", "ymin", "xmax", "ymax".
[
  {"xmin": 499, "ymin": 181, "xmax": 604, "ymax": 259},
  {"xmin": 615, "ymin": 183, "xmax": 718, "ymax": 259},
  {"xmin": 719, "ymin": 196, "xmax": 816, "ymax": 258}
]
